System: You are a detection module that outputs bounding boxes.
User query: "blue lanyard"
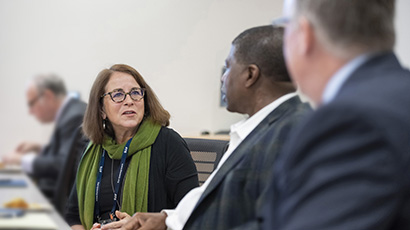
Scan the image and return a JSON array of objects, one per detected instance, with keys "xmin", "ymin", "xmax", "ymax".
[{"xmin": 94, "ymin": 138, "xmax": 132, "ymax": 221}]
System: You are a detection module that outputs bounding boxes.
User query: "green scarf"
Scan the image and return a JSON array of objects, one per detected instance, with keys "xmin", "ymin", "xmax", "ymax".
[{"xmin": 76, "ymin": 118, "xmax": 161, "ymax": 230}]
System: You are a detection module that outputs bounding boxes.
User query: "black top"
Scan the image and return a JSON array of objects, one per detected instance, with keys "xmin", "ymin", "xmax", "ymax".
[{"xmin": 65, "ymin": 127, "xmax": 199, "ymax": 226}]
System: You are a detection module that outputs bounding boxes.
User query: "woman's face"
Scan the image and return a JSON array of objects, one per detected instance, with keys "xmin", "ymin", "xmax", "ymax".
[{"xmin": 101, "ymin": 71, "xmax": 145, "ymax": 137}]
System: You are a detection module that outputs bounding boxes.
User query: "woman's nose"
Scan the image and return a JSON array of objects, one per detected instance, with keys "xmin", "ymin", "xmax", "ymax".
[{"xmin": 123, "ymin": 93, "xmax": 134, "ymax": 105}]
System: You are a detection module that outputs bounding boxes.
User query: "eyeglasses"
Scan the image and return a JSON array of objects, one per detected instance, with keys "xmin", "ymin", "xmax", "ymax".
[
  {"xmin": 271, "ymin": 16, "xmax": 290, "ymax": 27},
  {"xmin": 28, "ymin": 93, "xmax": 44, "ymax": 108},
  {"xmin": 101, "ymin": 88, "xmax": 145, "ymax": 103}
]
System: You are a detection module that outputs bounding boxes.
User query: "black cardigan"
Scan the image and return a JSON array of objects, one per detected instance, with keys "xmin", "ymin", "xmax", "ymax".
[{"xmin": 65, "ymin": 127, "xmax": 199, "ymax": 226}]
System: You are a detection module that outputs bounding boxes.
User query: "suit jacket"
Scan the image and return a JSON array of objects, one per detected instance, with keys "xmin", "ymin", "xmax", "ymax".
[
  {"xmin": 183, "ymin": 96, "xmax": 310, "ymax": 230},
  {"xmin": 32, "ymin": 97, "xmax": 87, "ymax": 198},
  {"xmin": 264, "ymin": 52, "xmax": 410, "ymax": 229}
]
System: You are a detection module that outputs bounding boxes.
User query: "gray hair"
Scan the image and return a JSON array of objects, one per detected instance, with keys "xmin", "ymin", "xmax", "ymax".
[
  {"xmin": 292, "ymin": 0, "xmax": 396, "ymax": 58},
  {"xmin": 33, "ymin": 74, "xmax": 67, "ymax": 97}
]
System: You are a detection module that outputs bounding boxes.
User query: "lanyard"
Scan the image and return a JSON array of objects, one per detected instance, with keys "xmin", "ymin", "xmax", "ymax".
[{"xmin": 94, "ymin": 138, "xmax": 132, "ymax": 221}]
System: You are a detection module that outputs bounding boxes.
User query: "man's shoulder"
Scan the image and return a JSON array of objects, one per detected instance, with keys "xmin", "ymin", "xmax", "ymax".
[
  {"xmin": 66, "ymin": 98, "xmax": 87, "ymax": 112},
  {"xmin": 266, "ymin": 96, "xmax": 311, "ymax": 129},
  {"xmin": 240, "ymin": 97, "xmax": 311, "ymax": 156},
  {"xmin": 59, "ymin": 99, "xmax": 87, "ymax": 121},
  {"xmin": 338, "ymin": 52, "xmax": 410, "ymax": 109},
  {"xmin": 277, "ymin": 96, "xmax": 311, "ymax": 114},
  {"xmin": 293, "ymin": 92, "xmax": 410, "ymax": 163},
  {"xmin": 54, "ymin": 99, "xmax": 86, "ymax": 132}
]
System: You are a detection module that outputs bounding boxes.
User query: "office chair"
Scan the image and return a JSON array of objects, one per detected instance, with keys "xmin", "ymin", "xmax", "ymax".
[{"xmin": 184, "ymin": 138, "xmax": 229, "ymax": 185}]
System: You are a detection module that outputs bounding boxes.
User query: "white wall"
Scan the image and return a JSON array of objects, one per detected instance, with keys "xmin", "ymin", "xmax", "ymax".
[
  {"xmin": 0, "ymin": 0, "xmax": 282, "ymax": 154},
  {"xmin": 0, "ymin": 0, "xmax": 409, "ymax": 155},
  {"xmin": 395, "ymin": 0, "xmax": 410, "ymax": 67}
]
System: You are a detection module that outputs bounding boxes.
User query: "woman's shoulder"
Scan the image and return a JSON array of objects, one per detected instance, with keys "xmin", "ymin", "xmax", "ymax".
[
  {"xmin": 153, "ymin": 127, "xmax": 189, "ymax": 155},
  {"xmin": 157, "ymin": 126, "xmax": 185, "ymax": 142}
]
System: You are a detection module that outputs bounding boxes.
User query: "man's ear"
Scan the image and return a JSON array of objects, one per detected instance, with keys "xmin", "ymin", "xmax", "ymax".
[
  {"xmin": 298, "ymin": 16, "xmax": 315, "ymax": 56},
  {"xmin": 244, "ymin": 64, "xmax": 260, "ymax": 88}
]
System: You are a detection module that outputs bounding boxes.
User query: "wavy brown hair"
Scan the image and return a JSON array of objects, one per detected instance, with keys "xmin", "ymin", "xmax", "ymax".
[{"xmin": 83, "ymin": 64, "xmax": 170, "ymax": 144}]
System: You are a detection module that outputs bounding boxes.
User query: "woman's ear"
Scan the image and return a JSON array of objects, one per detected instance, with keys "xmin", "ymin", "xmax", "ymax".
[{"xmin": 101, "ymin": 107, "xmax": 107, "ymax": 120}]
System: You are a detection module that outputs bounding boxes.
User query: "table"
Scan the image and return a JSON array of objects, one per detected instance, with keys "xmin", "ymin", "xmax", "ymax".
[
  {"xmin": 0, "ymin": 171, "xmax": 71, "ymax": 230},
  {"xmin": 183, "ymin": 134, "xmax": 230, "ymax": 141}
]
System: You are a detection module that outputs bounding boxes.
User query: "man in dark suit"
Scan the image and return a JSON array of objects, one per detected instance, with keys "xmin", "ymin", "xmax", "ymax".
[
  {"xmin": 100, "ymin": 26, "xmax": 310, "ymax": 230},
  {"xmin": 261, "ymin": 0, "xmax": 410, "ymax": 229},
  {"xmin": 3, "ymin": 74, "xmax": 87, "ymax": 200}
]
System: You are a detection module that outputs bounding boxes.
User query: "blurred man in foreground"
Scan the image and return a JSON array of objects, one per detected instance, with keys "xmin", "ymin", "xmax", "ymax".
[{"xmin": 261, "ymin": 0, "xmax": 410, "ymax": 229}]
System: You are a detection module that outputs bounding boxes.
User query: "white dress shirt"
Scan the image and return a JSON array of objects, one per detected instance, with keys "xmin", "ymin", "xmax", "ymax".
[
  {"xmin": 21, "ymin": 96, "xmax": 72, "ymax": 174},
  {"xmin": 164, "ymin": 92, "xmax": 298, "ymax": 230}
]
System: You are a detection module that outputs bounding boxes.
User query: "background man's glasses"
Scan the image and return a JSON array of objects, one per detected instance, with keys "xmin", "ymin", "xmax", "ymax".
[
  {"xmin": 28, "ymin": 93, "xmax": 44, "ymax": 108},
  {"xmin": 101, "ymin": 88, "xmax": 145, "ymax": 103},
  {"xmin": 271, "ymin": 17, "xmax": 290, "ymax": 27}
]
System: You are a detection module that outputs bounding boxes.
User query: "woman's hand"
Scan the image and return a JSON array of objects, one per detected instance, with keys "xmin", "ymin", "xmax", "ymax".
[
  {"xmin": 100, "ymin": 211, "xmax": 131, "ymax": 230},
  {"xmin": 90, "ymin": 223, "xmax": 102, "ymax": 230},
  {"xmin": 70, "ymin": 224, "xmax": 86, "ymax": 230}
]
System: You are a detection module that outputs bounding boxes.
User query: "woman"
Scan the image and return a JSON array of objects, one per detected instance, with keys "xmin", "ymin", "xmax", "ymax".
[{"xmin": 65, "ymin": 64, "xmax": 198, "ymax": 230}]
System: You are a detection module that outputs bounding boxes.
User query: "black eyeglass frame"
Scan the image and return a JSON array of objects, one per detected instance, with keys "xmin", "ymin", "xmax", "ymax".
[
  {"xmin": 101, "ymin": 88, "xmax": 146, "ymax": 103},
  {"xmin": 28, "ymin": 92, "xmax": 44, "ymax": 108}
]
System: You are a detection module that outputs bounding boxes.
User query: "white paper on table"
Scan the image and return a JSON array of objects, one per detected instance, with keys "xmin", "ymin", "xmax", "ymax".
[{"xmin": 0, "ymin": 212, "xmax": 58, "ymax": 229}]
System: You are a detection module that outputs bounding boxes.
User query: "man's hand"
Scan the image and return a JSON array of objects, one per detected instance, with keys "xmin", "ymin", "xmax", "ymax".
[
  {"xmin": 104, "ymin": 212, "xmax": 167, "ymax": 230},
  {"xmin": 2, "ymin": 141, "xmax": 42, "ymax": 165},
  {"xmin": 100, "ymin": 211, "xmax": 131, "ymax": 230},
  {"xmin": 128, "ymin": 212, "xmax": 167, "ymax": 230},
  {"xmin": 15, "ymin": 141, "xmax": 42, "ymax": 154},
  {"xmin": 2, "ymin": 153, "xmax": 22, "ymax": 165}
]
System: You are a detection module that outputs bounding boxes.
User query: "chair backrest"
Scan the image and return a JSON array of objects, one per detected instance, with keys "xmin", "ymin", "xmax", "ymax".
[
  {"xmin": 184, "ymin": 137, "xmax": 229, "ymax": 185},
  {"xmin": 52, "ymin": 126, "xmax": 88, "ymax": 215}
]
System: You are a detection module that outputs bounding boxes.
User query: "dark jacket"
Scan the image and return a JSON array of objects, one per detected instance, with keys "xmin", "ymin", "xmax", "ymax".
[
  {"xmin": 32, "ymin": 98, "xmax": 87, "ymax": 198},
  {"xmin": 184, "ymin": 96, "xmax": 310, "ymax": 229},
  {"xmin": 265, "ymin": 52, "xmax": 410, "ymax": 230}
]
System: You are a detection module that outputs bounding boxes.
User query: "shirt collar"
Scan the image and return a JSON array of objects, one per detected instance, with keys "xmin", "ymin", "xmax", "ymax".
[
  {"xmin": 322, "ymin": 53, "xmax": 371, "ymax": 105},
  {"xmin": 229, "ymin": 92, "xmax": 298, "ymax": 144},
  {"xmin": 55, "ymin": 95, "xmax": 72, "ymax": 122}
]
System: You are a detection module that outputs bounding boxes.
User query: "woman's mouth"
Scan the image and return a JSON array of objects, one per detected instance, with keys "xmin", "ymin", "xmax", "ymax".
[{"xmin": 122, "ymin": 110, "xmax": 136, "ymax": 115}]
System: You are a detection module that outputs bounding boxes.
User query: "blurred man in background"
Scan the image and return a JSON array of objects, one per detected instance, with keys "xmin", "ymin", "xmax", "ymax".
[
  {"xmin": 3, "ymin": 74, "xmax": 87, "ymax": 201},
  {"xmin": 261, "ymin": 0, "xmax": 410, "ymax": 229}
]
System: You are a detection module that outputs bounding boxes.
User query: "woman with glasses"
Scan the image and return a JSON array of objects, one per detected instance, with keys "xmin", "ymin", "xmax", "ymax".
[{"xmin": 65, "ymin": 64, "xmax": 198, "ymax": 230}]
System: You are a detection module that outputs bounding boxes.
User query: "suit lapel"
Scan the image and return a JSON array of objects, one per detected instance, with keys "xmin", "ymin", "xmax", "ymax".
[{"xmin": 193, "ymin": 97, "xmax": 301, "ymax": 210}]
